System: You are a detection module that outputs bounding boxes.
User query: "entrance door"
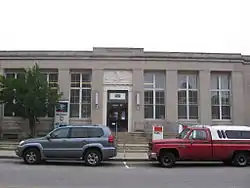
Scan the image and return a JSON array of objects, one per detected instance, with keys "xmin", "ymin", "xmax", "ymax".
[{"xmin": 106, "ymin": 90, "xmax": 128, "ymax": 132}]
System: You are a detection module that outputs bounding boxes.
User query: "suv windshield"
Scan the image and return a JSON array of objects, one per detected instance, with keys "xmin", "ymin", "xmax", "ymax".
[{"xmin": 177, "ymin": 129, "xmax": 190, "ymax": 139}]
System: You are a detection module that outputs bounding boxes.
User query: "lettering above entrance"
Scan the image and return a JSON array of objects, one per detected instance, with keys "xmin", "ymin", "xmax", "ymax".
[{"xmin": 103, "ymin": 71, "xmax": 132, "ymax": 85}]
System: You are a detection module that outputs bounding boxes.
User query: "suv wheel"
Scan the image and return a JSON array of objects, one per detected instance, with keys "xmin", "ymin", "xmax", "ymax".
[
  {"xmin": 84, "ymin": 149, "xmax": 101, "ymax": 166},
  {"xmin": 233, "ymin": 152, "xmax": 248, "ymax": 167},
  {"xmin": 159, "ymin": 152, "xmax": 176, "ymax": 168},
  {"xmin": 23, "ymin": 148, "xmax": 41, "ymax": 165}
]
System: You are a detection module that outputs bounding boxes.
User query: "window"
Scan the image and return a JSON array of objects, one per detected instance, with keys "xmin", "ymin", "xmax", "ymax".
[
  {"xmin": 189, "ymin": 130, "xmax": 207, "ymax": 140},
  {"xmin": 211, "ymin": 73, "xmax": 231, "ymax": 120},
  {"xmin": 48, "ymin": 73, "xmax": 58, "ymax": 89},
  {"xmin": 144, "ymin": 71, "xmax": 165, "ymax": 119},
  {"xmin": 70, "ymin": 73, "xmax": 92, "ymax": 118},
  {"xmin": 70, "ymin": 127, "xmax": 89, "ymax": 138},
  {"xmin": 4, "ymin": 72, "xmax": 23, "ymax": 117},
  {"xmin": 45, "ymin": 73, "xmax": 59, "ymax": 117},
  {"xmin": 178, "ymin": 74, "xmax": 198, "ymax": 119},
  {"xmin": 225, "ymin": 130, "xmax": 250, "ymax": 139},
  {"xmin": 178, "ymin": 129, "xmax": 190, "ymax": 139},
  {"xmin": 88, "ymin": 127, "xmax": 104, "ymax": 137},
  {"xmin": 50, "ymin": 128, "xmax": 69, "ymax": 138},
  {"xmin": 70, "ymin": 127, "xmax": 104, "ymax": 138}
]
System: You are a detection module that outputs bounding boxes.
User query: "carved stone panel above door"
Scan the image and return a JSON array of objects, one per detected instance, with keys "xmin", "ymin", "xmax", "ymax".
[{"xmin": 103, "ymin": 70, "xmax": 132, "ymax": 85}]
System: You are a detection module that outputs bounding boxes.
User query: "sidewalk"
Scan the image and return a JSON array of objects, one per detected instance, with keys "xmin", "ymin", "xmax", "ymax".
[{"xmin": 0, "ymin": 150, "xmax": 149, "ymax": 161}]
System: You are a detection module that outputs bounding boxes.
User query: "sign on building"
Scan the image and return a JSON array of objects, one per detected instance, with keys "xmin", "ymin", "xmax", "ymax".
[
  {"xmin": 152, "ymin": 125, "xmax": 164, "ymax": 140},
  {"xmin": 54, "ymin": 100, "xmax": 70, "ymax": 129}
]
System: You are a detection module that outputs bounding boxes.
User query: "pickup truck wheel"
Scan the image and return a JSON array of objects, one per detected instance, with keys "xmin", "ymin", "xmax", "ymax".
[
  {"xmin": 233, "ymin": 152, "xmax": 248, "ymax": 167},
  {"xmin": 23, "ymin": 148, "xmax": 41, "ymax": 165},
  {"xmin": 84, "ymin": 149, "xmax": 101, "ymax": 166},
  {"xmin": 159, "ymin": 152, "xmax": 176, "ymax": 168}
]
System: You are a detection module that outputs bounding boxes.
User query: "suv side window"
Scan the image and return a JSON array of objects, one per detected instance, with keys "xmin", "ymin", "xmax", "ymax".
[
  {"xmin": 70, "ymin": 127, "xmax": 89, "ymax": 138},
  {"xmin": 189, "ymin": 130, "xmax": 207, "ymax": 140},
  {"xmin": 88, "ymin": 127, "xmax": 104, "ymax": 138},
  {"xmin": 50, "ymin": 128, "xmax": 69, "ymax": 139}
]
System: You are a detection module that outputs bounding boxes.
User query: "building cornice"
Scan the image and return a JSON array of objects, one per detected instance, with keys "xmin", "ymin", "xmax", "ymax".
[{"xmin": 0, "ymin": 48, "xmax": 248, "ymax": 64}]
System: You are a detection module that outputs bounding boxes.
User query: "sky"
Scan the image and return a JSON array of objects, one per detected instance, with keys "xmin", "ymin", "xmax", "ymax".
[{"xmin": 0, "ymin": 0, "xmax": 249, "ymax": 54}]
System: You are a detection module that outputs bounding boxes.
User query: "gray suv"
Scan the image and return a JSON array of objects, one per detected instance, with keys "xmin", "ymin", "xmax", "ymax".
[{"xmin": 15, "ymin": 125, "xmax": 117, "ymax": 166}]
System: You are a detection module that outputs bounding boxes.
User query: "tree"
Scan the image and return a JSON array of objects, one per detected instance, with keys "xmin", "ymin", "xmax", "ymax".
[{"xmin": 0, "ymin": 64, "xmax": 63, "ymax": 137}]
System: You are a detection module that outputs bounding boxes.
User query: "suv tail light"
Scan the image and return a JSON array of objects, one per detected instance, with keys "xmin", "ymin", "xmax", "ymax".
[{"xmin": 108, "ymin": 135, "xmax": 115, "ymax": 143}]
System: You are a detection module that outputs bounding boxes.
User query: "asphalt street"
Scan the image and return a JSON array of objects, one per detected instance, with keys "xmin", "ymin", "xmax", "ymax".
[{"xmin": 0, "ymin": 159, "xmax": 249, "ymax": 188}]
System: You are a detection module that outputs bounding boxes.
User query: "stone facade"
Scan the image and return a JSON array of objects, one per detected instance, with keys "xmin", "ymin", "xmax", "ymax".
[{"xmin": 0, "ymin": 47, "xmax": 250, "ymax": 138}]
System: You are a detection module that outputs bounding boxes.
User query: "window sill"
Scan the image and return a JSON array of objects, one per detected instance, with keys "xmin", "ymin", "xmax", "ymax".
[
  {"xmin": 178, "ymin": 119, "xmax": 199, "ymax": 123},
  {"xmin": 3, "ymin": 117, "xmax": 53, "ymax": 120},
  {"xmin": 70, "ymin": 118, "xmax": 91, "ymax": 120},
  {"xmin": 3, "ymin": 116, "xmax": 23, "ymax": 120},
  {"xmin": 144, "ymin": 118, "xmax": 166, "ymax": 121},
  {"xmin": 212, "ymin": 120, "xmax": 232, "ymax": 125}
]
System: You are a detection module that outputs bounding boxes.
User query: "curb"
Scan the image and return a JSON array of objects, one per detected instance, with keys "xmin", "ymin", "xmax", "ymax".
[
  {"xmin": 0, "ymin": 155, "xmax": 149, "ymax": 161},
  {"xmin": 0, "ymin": 156, "xmax": 19, "ymax": 159}
]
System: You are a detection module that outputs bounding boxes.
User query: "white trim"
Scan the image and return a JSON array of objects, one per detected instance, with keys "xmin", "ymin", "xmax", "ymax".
[
  {"xmin": 69, "ymin": 73, "xmax": 92, "ymax": 119},
  {"xmin": 177, "ymin": 74, "xmax": 198, "ymax": 120},
  {"xmin": 219, "ymin": 76, "xmax": 222, "ymax": 119},
  {"xmin": 144, "ymin": 73, "xmax": 165, "ymax": 119},
  {"xmin": 153, "ymin": 74, "xmax": 156, "ymax": 118},
  {"xmin": 103, "ymin": 85, "xmax": 132, "ymax": 132},
  {"xmin": 211, "ymin": 74, "xmax": 231, "ymax": 120},
  {"xmin": 186, "ymin": 76, "xmax": 190, "ymax": 118}
]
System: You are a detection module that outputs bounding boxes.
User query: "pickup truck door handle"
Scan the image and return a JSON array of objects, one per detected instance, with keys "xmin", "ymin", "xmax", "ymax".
[
  {"xmin": 178, "ymin": 144, "xmax": 187, "ymax": 148},
  {"xmin": 190, "ymin": 141, "xmax": 209, "ymax": 144}
]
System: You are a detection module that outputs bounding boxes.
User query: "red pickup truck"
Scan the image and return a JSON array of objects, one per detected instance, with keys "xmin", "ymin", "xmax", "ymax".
[{"xmin": 148, "ymin": 125, "xmax": 250, "ymax": 167}]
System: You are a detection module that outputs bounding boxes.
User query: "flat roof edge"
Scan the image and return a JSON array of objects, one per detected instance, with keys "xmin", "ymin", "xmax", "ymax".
[{"xmin": 0, "ymin": 48, "xmax": 247, "ymax": 63}]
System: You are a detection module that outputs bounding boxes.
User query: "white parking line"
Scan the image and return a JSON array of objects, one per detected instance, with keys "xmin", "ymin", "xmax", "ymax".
[{"xmin": 123, "ymin": 161, "xmax": 129, "ymax": 169}]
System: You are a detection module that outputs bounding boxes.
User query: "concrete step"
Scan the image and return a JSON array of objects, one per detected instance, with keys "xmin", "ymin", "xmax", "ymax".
[
  {"xmin": 117, "ymin": 150, "xmax": 147, "ymax": 153},
  {"xmin": 118, "ymin": 142, "xmax": 148, "ymax": 144},
  {"xmin": 115, "ymin": 136, "xmax": 147, "ymax": 140},
  {"xmin": 117, "ymin": 139, "xmax": 148, "ymax": 142},
  {"xmin": 117, "ymin": 143, "xmax": 148, "ymax": 153},
  {"xmin": 116, "ymin": 137, "xmax": 147, "ymax": 140},
  {"xmin": 118, "ymin": 144, "xmax": 148, "ymax": 147}
]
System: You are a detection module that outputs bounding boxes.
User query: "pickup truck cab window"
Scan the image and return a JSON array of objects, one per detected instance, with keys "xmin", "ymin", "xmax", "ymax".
[
  {"xmin": 178, "ymin": 129, "xmax": 190, "ymax": 139},
  {"xmin": 189, "ymin": 130, "xmax": 207, "ymax": 140}
]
